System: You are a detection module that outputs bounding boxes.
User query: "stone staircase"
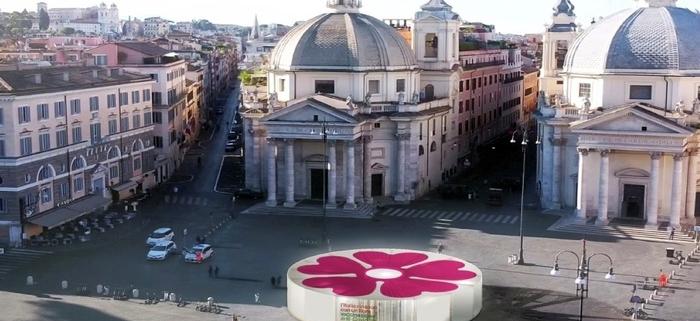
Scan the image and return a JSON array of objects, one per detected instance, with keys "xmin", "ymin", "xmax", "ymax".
[
  {"xmin": 241, "ymin": 202, "xmax": 375, "ymax": 219},
  {"xmin": 549, "ymin": 217, "xmax": 696, "ymax": 244}
]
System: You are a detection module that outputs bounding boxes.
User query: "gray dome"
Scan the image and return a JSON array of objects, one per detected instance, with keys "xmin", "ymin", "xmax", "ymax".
[
  {"xmin": 564, "ymin": 5, "xmax": 700, "ymax": 75},
  {"xmin": 270, "ymin": 12, "xmax": 418, "ymax": 72}
]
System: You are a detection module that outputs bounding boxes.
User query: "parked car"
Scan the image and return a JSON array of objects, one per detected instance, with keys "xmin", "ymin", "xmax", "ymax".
[
  {"xmin": 234, "ymin": 188, "xmax": 264, "ymax": 200},
  {"xmin": 184, "ymin": 244, "xmax": 214, "ymax": 263},
  {"xmin": 146, "ymin": 227, "xmax": 175, "ymax": 246},
  {"xmin": 146, "ymin": 241, "xmax": 178, "ymax": 261}
]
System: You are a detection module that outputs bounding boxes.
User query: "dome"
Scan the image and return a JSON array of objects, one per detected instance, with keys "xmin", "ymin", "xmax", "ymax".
[
  {"xmin": 564, "ymin": 3, "xmax": 700, "ymax": 76},
  {"xmin": 269, "ymin": 12, "xmax": 418, "ymax": 72}
]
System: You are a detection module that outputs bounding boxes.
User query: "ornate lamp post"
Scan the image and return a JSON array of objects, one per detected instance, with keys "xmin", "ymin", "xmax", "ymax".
[
  {"xmin": 510, "ymin": 127, "xmax": 540, "ymax": 265},
  {"xmin": 311, "ymin": 121, "xmax": 337, "ymax": 251}
]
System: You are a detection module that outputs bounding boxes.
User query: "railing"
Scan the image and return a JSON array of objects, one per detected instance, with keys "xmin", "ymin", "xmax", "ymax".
[
  {"xmin": 463, "ymin": 60, "xmax": 505, "ymax": 70},
  {"xmin": 503, "ymin": 76, "xmax": 524, "ymax": 84},
  {"xmin": 555, "ymin": 107, "xmax": 581, "ymax": 119}
]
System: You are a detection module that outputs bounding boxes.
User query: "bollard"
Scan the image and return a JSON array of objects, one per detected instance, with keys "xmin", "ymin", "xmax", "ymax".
[
  {"xmin": 61, "ymin": 280, "xmax": 68, "ymax": 290},
  {"xmin": 207, "ymin": 297, "xmax": 214, "ymax": 308},
  {"xmin": 97, "ymin": 284, "xmax": 103, "ymax": 294},
  {"xmin": 132, "ymin": 288, "xmax": 139, "ymax": 298},
  {"xmin": 26, "ymin": 276, "xmax": 34, "ymax": 286},
  {"xmin": 169, "ymin": 292, "xmax": 176, "ymax": 302},
  {"xmin": 163, "ymin": 291, "xmax": 169, "ymax": 301}
]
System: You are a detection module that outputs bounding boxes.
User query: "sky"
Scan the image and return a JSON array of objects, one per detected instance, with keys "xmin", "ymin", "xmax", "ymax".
[{"xmin": 3, "ymin": 0, "xmax": 700, "ymax": 34}]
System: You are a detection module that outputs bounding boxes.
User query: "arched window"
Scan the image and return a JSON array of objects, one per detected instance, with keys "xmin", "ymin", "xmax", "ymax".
[
  {"xmin": 425, "ymin": 33, "xmax": 438, "ymax": 58},
  {"xmin": 71, "ymin": 157, "xmax": 86, "ymax": 171},
  {"xmin": 425, "ymin": 84, "xmax": 435, "ymax": 101},
  {"xmin": 108, "ymin": 146, "xmax": 120, "ymax": 159},
  {"xmin": 418, "ymin": 145, "xmax": 425, "ymax": 156},
  {"xmin": 132, "ymin": 139, "xmax": 144, "ymax": 153},
  {"xmin": 430, "ymin": 141, "xmax": 437, "ymax": 152},
  {"xmin": 38, "ymin": 166, "xmax": 54, "ymax": 181}
]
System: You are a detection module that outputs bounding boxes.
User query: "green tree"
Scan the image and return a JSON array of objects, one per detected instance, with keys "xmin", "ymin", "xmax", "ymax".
[
  {"xmin": 239, "ymin": 70, "xmax": 252, "ymax": 86},
  {"xmin": 39, "ymin": 9, "xmax": 50, "ymax": 30}
]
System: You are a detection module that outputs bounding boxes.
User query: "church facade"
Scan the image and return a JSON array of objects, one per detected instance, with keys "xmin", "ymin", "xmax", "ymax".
[
  {"xmin": 537, "ymin": 0, "xmax": 700, "ymax": 227},
  {"xmin": 242, "ymin": 0, "xmax": 465, "ymax": 209}
]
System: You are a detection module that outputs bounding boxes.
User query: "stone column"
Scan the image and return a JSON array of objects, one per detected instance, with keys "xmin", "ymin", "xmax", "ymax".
[
  {"xmin": 394, "ymin": 133, "xmax": 409, "ymax": 201},
  {"xmin": 685, "ymin": 150, "xmax": 698, "ymax": 222},
  {"xmin": 265, "ymin": 139, "xmax": 277, "ymax": 207},
  {"xmin": 326, "ymin": 141, "xmax": 337, "ymax": 209},
  {"xmin": 283, "ymin": 139, "xmax": 296, "ymax": 208},
  {"xmin": 552, "ymin": 137, "xmax": 564, "ymax": 209},
  {"xmin": 345, "ymin": 141, "xmax": 357, "ymax": 209},
  {"xmin": 670, "ymin": 153, "xmax": 685, "ymax": 227},
  {"xmin": 362, "ymin": 136, "xmax": 373, "ymax": 203},
  {"xmin": 596, "ymin": 150, "xmax": 611, "ymax": 225},
  {"xmin": 575, "ymin": 148, "xmax": 589, "ymax": 220},
  {"xmin": 646, "ymin": 152, "xmax": 662, "ymax": 228}
]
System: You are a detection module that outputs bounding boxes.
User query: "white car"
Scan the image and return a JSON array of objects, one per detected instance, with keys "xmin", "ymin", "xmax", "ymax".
[
  {"xmin": 184, "ymin": 244, "xmax": 214, "ymax": 263},
  {"xmin": 146, "ymin": 228, "xmax": 174, "ymax": 246},
  {"xmin": 146, "ymin": 241, "xmax": 178, "ymax": 261}
]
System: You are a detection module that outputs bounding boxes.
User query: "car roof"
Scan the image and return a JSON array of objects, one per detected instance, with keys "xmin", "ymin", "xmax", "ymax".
[
  {"xmin": 193, "ymin": 244, "xmax": 211, "ymax": 249},
  {"xmin": 154, "ymin": 240, "xmax": 174, "ymax": 246},
  {"xmin": 153, "ymin": 227, "xmax": 172, "ymax": 233}
]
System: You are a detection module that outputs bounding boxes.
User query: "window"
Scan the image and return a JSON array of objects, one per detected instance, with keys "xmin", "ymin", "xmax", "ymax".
[
  {"xmin": 107, "ymin": 94, "xmax": 116, "ymax": 108},
  {"xmin": 459, "ymin": 101, "xmax": 464, "ymax": 113},
  {"xmin": 396, "ymin": 79, "xmax": 406, "ymax": 93},
  {"xmin": 150, "ymin": 73, "xmax": 158, "ymax": 81},
  {"xmin": 578, "ymin": 83, "xmax": 591, "ymax": 98},
  {"xmin": 425, "ymin": 33, "xmax": 438, "ymax": 58},
  {"xmin": 153, "ymin": 112, "xmax": 162, "ymax": 124},
  {"xmin": 169, "ymin": 130, "xmax": 177, "ymax": 145},
  {"xmin": 72, "ymin": 126, "xmax": 82, "ymax": 143},
  {"xmin": 167, "ymin": 109, "xmax": 175, "ymax": 124},
  {"xmin": 368, "ymin": 80, "xmax": 380, "ymax": 95},
  {"xmin": 109, "ymin": 165, "xmax": 119, "ymax": 180},
  {"xmin": 132, "ymin": 91, "xmax": 140, "ymax": 104},
  {"xmin": 629, "ymin": 85, "xmax": 652, "ymax": 100},
  {"xmin": 20, "ymin": 136, "xmax": 32, "ymax": 156},
  {"xmin": 119, "ymin": 92, "xmax": 128, "ymax": 106},
  {"xmin": 314, "ymin": 80, "xmax": 335, "ymax": 94},
  {"xmin": 90, "ymin": 123, "xmax": 102, "ymax": 143},
  {"xmin": 430, "ymin": 141, "xmax": 437, "ymax": 152},
  {"xmin": 279, "ymin": 79, "xmax": 286, "ymax": 92},
  {"xmin": 153, "ymin": 92, "xmax": 162, "ymax": 105},
  {"xmin": 144, "ymin": 111, "xmax": 153, "ymax": 125},
  {"xmin": 133, "ymin": 114, "xmax": 141, "ymax": 128},
  {"xmin": 120, "ymin": 117, "xmax": 129, "ymax": 132},
  {"xmin": 133, "ymin": 157, "xmax": 142, "ymax": 171},
  {"xmin": 70, "ymin": 99, "xmax": 81, "ymax": 115},
  {"xmin": 18, "ymin": 106, "xmax": 31, "ymax": 124},
  {"xmin": 73, "ymin": 177, "xmax": 84, "ymax": 192},
  {"xmin": 108, "ymin": 119, "xmax": 118, "ymax": 134},
  {"xmin": 0, "ymin": 198, "xmax": 5, "ymax": 212},
  {"xmin": 0, "ymin": 139, "xmax": 5, "ymax": 157},
  {"xmin": 432, "ymin": 119, "xmax": 436, "ymax": 136},
  {"xmin": 418, "ymin": 145, "xmax": 425, "ymax": 156},
  {"xmin": 419, "ymin": 123, "xmax": 423, "ymax": 140},
  {"xmin": 374, "ymin": 123, "xmax": 381, "ymax": 129},
  {"xmin": 94, "ymin": 55, "xmax": 107, "ymax": 66},
  {"xmin": 39, "ymin": 132, "xmax": 51, "ymax": 151},
  {"xmin": 54, "ymin": 101, "xmax": 66, "ymax": 117},
  {"xmin": 37, "ymin": 104, "xmax": 49, "ymax": 120},
  {"xmin": 41, "ymin": 187, "xmax": 52, "ymax": 204},
  {"xmin": 153, "ymin": 136, "xmax": 163, "ymax": 148},
  {"xmin": 143, "ymin": 89, "xmax": 151, "ymax": 102},
  {"xmin": 56, "ymin": 129, "xmax": 68, "ymax": 147}
]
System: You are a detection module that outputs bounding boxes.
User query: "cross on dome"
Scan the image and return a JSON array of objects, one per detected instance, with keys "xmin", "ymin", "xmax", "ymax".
[
  {"xmin": 640, "ymin": 0, "xmax": 677, "ymax": 7},
  {"xmin": 327, "ymin": 0, "xmax": 362, "ymax": 12},
  {"xmin": 420, "ymin": 0, "xmax": 453, "ymax": 11}
]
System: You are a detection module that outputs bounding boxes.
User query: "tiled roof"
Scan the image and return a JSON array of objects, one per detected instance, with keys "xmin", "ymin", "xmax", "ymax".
[
  {"xmin": 117, "ymin": 42, "xmax": 171, "ymax": 57},
  {"xmin": 0, "ymin": 66, "xmax": 152, "ymax": 95}
]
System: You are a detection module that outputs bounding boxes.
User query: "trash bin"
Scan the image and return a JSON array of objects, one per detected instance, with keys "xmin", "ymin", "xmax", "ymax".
[{"xmin": 666, "ymin": 248, "xmax": 675, "ymax": 258}]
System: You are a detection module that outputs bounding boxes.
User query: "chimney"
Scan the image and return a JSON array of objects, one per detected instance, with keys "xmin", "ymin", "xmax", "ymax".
[
  {"xmin": 33, "ymin": 74, "xmax": 42, "ymax": 84},
  {"xmin": 92, "ymin": 69, "xmax": 99, "ymax": 78},
  {"xmin": 63, "ymin": 71, "xmax": 70, "ymax": 81}
]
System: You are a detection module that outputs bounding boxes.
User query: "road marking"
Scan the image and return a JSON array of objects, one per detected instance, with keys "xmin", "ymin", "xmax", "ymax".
[
  {"xmin": 420, "ymin": 210, "xmax": 435, "ymax": 218},
  {"xmin": 493, "ymin": 215, "xmax": 504, "ymax": 223},
  {"xmin": 485, "ymin": 215, "xmax": 495, "ymax": 223},
  {"xmin": 427, "ymin": 211, "xmax": 440, "ymax": 219},
  {"xmin": 452, "ymin": 212, "xmax": 466, "ymax": 221},
  {"xmin": 384, "ymin": 208, "xmax": 399, "ymax": 216},
  {"xmin": 509, "ymin": 216, "xmax": 519, "ymax": 224},
  {"xmin": 475, "ymin": 214, "xmax": 487, "ymax": 222},
  {"xmin": 414, "ymin": 210, "xmax": 429, "ymax": 218},
  {"xmin": 436, "ymin": 212, "xmax": 450, "ymax": 219},
  {"xmin": 187, "ymin": 197, "xmax": 194, "ymax": 205},
  {"xmin": 397, "ymin": 209, "xmax": 412, "ymax": 217}
]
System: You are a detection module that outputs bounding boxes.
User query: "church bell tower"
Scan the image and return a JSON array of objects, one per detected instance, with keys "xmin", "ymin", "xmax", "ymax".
[{"xmin": 540, "ymin": 0, "xmax": 578, "ymax": 104}]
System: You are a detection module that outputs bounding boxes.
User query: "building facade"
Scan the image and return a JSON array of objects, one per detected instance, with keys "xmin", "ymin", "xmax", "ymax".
[
  {"xmin": 537, "ymin": 0, "xmax": 700, "ymax": 227},
  {"xmin": 0, "ymin": 66, "xmax": 156, "ymax": 246},
  {"xmin": 144, "ymin": 17, "xmax": 171, "ymax": 38},
  {"xmin": 44, "ymin": 2, "xmax": 120, "ymax": 35}
]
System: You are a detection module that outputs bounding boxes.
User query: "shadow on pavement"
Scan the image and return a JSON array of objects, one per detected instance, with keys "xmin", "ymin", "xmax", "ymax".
[{"xmin": 23, "ymin": 299, "xmax": 130, "ymax": 321}]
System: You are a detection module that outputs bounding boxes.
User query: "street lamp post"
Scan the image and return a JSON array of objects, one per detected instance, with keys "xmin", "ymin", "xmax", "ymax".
[
  {"xmin": 550, "ymin": 239, "xmax": 615, "ymax": 321},
  {"xmin": 311, "ymin": 121, "xmax": 337, "ymax": 251},
  {"xmin": 510, "ymin": 127, "xmax": 540, "ymax": 265}
]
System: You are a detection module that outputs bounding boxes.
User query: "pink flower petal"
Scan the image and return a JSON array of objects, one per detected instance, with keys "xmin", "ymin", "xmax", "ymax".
[
  {"xmin": 302, "ymin": 277, "xmax": 376, "ymax": 297},
  {"xmin": 379, "ymin": 278, "xmax": 458, "ymax": 298},
  {"xmin": 298, "ymin": 256, "xmax": 366, "ymax": 275},
  {"xmin": 353, "ymin": 251, "xmax": 428, "ymax": 269},
  {"xmin": 405, "ymin": 260, "xmax": 477, "ymax": 281}
]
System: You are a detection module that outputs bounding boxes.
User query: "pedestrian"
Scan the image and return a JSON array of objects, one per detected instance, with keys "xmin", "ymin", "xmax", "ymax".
[
  {"xmin": 173, "ymin": 186, "xmax": 179, "ymax": 194},
  {"xmin": 276, "ymin": 276, "xmax": 282, "ymax": 287},
  {"xmin": 254, "ymin": 292, "xmax": 261, "ymax": 304},
  {"xmin": 669, "ymin": 227, "xmax": 676, "ymax": 240},
  {"xmin": 208, "ymin": 265, "xmax": 213, "ymax": 278},
  {"xmin": 214, "ymin": 266, "xmax": 219, "ymax": 278},
  {"xmin": 270, "ymin": 276, "xmax": 276, "ymax": 288},
  {"xmin": 658, "ymin": 269, "xmax": 668, "ymax": 288},
  {"xmin": 183, "ymin": 228, "xmax": 188, "ymax": 236}
]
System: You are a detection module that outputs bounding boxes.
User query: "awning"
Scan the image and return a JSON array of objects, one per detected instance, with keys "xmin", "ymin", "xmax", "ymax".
[{"xmin": 28, "ymin": 195, "xmax": 111, "ymax": 229}]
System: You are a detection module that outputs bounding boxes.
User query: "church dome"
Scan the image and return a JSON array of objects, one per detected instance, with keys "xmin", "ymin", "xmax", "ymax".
[
  {"xmin": 270, "ymin": 8, "xmax": 418, "ymax": 72},
  {"xmin": 564, "ymin": 1, "xmax": 700, "ymax": 76}
]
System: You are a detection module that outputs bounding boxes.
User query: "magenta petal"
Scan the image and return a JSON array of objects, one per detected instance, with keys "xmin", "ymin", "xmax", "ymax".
[
  {"xmin": 298, "ymin": 256, "xmax": 366, "ymax": 275},
  {"xmin": 302, "ymin": 277, "xmax": 376, "ymax": 297},
  {"xmin": 353, "ymin": 251, "xmax": 428, "ymax": 269},
  {"xmin": 405, "ymin": 260, "xmax": 477, "ymax": 281},
  {"xmin": 380, "ymin": 278, "xmax": 458, "ymax": 298}
]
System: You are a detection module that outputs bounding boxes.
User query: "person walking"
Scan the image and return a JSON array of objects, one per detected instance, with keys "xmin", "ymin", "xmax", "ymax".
[
  {"xmin": 669, "ymin": 227, "xmax": 676, "ymax": 240},
  {"xmin": 658, "ymin": 269, "xmax": 668, "ymax": 288},
  {"xmin": 214, "ymin": 266, "xmax": 219, "ymax": 278},
  {"xmin": 208, "ymin": 265, "xmax": 213, "ymax": 278},
  {"xmin": 254, "ymin": 292, "xmax": 261, "ymax": 304}
]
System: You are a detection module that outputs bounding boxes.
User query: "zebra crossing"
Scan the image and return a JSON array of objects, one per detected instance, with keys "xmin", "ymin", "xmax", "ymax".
[
  {"xmin": 380, "ymin": 208, "xmax": 519, "ymax": 225},
  {"xmin": 0, "ymin": 248, "xmax": 52, "ymax": 277},
  {"xmin": 163, "ymin": 195, "xmax": 210, "ymax": 207}
]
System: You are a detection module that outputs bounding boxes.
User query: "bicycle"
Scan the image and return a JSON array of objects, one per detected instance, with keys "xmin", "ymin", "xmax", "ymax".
[{"xmin": 623, "ymin": 307, "xmax": 648, "ymax": 319}]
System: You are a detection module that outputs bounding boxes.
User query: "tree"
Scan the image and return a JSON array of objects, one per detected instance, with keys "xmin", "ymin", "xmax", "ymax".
[
  {"xmin": 61, "ymin": 27, "xmax": 76, "ymax": 35},
  {"xmin": 39, "ymin": 9, "xmax": 50, "ymax": 30},
  {"xmin": 193, "ymin": 19, "xmax": 216, "ymax": 31},
  {"xmin": 239, "ymin": 70, "xmax": 253, "ymax": 86}
]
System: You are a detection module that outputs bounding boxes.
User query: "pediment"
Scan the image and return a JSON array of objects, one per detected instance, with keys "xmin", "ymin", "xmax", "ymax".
[
  {"xmin": 571, "ymin": 106, "xmax": 693, "ymax": 136},
  {"xmin": 261, "ymin": 97, "xmax": 356, "ymax": 125},
  {"xmin": 615, "ymin": 168, "xmax": 650, "ymax": 178}
]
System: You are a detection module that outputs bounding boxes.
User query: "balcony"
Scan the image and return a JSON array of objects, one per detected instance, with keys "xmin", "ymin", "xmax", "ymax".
[
  {"xmin": 462, "ymin": 60, "xmax": 505, "ymax": 70},
  {"xmin": 503, "ymin": 76, "xmax": 524, "ymax": 84}
]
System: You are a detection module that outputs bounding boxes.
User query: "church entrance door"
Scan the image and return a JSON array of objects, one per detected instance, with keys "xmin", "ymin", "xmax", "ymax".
[
  {"xmin": 622, "ymin": 184, "xmax": 645, "ymax": 220},
  {"xmin": 309, "ymin": 169, "xmax": 328, "ymax": 200},
  {"xmin": 371, "ymin": 174, "xmax": 384, "ymax": 197}
]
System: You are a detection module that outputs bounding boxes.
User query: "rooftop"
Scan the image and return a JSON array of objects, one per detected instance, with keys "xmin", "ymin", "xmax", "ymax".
[{"xmin": 0, "ymin": 66, "xmax": 152, "ymax": 95}]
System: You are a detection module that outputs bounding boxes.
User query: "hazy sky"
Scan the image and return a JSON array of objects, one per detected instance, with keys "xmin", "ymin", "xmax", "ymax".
[{"xmin": 4, "ymin": 0, "xmax": 700, "ymax": 34}]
